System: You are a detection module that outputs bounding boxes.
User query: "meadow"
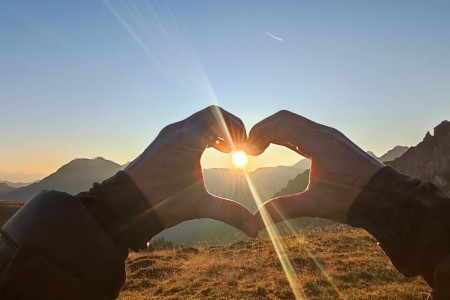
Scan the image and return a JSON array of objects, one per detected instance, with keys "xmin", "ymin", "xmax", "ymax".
[{"xmin": 120, "ymin": 225, "xmax": 430, "ymax": 300}]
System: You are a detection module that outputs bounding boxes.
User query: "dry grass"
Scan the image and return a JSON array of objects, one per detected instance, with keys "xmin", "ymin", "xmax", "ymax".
[{"xmin": 120, "ymin": 225, "xmax": 430, "ymax": 300}]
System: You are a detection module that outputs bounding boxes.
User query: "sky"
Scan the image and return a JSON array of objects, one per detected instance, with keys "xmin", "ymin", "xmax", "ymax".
[{"xmin": 1, "ymin": 0, "xmax": 450, "ymax": 182}]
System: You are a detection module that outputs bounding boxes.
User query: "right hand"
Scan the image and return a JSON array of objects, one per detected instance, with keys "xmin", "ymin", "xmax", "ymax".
[{"xmin": 246, "ymin": 110, "xmax": 384, "ymax": 228}]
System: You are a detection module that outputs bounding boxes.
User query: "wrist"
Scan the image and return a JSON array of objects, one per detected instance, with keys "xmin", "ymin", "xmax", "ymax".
[
  {"xmin": 78, "ymin": 171, "xmax": 164, "ymax": 251},
  {"xmin": 347, "ymin": 166, "xmax": 450, "ymax": 285}
]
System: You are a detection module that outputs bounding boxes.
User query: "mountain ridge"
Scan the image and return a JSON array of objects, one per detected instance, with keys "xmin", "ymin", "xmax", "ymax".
[
  {"xmin": 0, "ymin": 183, "xmax": 16, "ymax": 197},
  {"xmin": 388, "ymin": 120, "xmax": 450, "ymax": 195},
  {"xmin": 2, "ymin": 157, "xmax": 123, "ymax": 202},
  {"xmin": 367, "ymin": 146, "xmax": 409, "ymax": 162}
]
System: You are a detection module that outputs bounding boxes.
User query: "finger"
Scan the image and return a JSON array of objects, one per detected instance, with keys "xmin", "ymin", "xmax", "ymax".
[
  {"xmin": 245, "ymin": 119, "xmax": 279, "ymax": 155},
  {"xmin": 207, "ymin": 117, "xmax": 247, "ymax": 153},
  {"xmin": 198, "ymin": 194, "xmax": 259, "ymax": 238},
  {"xmin": 246, "ymin": 110, "xmax": 323, "ymax": 157},
  {"xmin": 187, "ymin": 106, "xmax": 247, "ymax": 152}
]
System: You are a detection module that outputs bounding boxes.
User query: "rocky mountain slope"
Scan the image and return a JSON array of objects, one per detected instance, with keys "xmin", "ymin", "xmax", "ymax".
[
  {"xmin": 367, "ymin": 146, "xmax": 409, "ymax": 162},
  {"xmin": 388, "ymin": 120, "xmax": 450, "ymax": 195}
]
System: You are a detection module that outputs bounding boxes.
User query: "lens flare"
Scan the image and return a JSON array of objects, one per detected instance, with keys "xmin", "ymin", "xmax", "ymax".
[
  {"xmin": 231, "ymin": 151, "xmax": 248, "ymax": 168},
  {"xmin": 103, "ymin": 2, "xmax": 343, "ymax": 298}
]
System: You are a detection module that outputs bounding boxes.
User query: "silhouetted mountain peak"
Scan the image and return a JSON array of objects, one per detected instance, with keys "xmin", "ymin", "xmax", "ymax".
[
  {"xmin": 366, "ymin": 151, "xmax": 377, "ymax": 159},
  {"xmin": 366, "ymin": 146, "xmax": 409, "ymax": 163},
  {"xmin": 57, "ymin": 157, "xmax": 120, "ymax": 172},
  {"xmin": 434, "ymin": 120, "xmax": 450, "ymax": 138},
  {"xmin": 388, "ymin": 120, "xmax": 450, "ymax": 195},
  {"xmin": 378, "ymin": 146, "xmax": 409, "ymax": 163},
  {"xmin": 3, "ymin": 157, "xmax": 123, "ymax": 202}
]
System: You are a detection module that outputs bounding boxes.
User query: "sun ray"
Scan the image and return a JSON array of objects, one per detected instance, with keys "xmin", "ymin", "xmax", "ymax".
[
  {"xmin": 243, "ymin": 172, "xmax": 306, "ymax": 299},
  {"xmin": 101, "ymin": 2, "xmax": 341, "ymax": 298},
  {"xmin": 269, "ymin": 207, "xmax": 345, "ymax": 298}
]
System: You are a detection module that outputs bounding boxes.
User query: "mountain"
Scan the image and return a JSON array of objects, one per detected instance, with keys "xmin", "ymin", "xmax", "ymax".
[
  {"xmin": 293, "ymin": 158, "xmax": 311, "ymax": 170},
  {"xmin": 367, "ymin": 146, "xmax": 409, "ymax": 162},
  {"xmin": 2, "ymin": 157, "xmax": 123, "ymax": 202},
  {"xmin": 1, "ymin": 156, "xmax": 306, "ymax": 245},
  {"xmin": 270, "ymin": 169, "xmax": 335, "ymax": 231},
  {"xmin": 388, "ymin": 120, "xmax": 450, "ymax": 195},
  {"xmin": 0, "ymin": 183, "xmax": 16, "ymax": 197},
  {"xmin": 0, "ymin": 180, "xmax": 34, "ymax": 188},
  {"xmin": 155, "ymin": 163, "xmax": 305, "ymax": 245},
  {"xmin": 273, "ymin": 169, "xmax": 310, "ymax": 198},
  {"xmin": 378, "ymin": 146, "xmax": 409, "ymax": 162}
]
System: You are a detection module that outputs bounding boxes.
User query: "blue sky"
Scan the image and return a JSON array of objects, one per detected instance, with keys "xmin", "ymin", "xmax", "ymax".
[{"xmin": 1, "ymin": 1, "xmax": 450, "ymax": 181}]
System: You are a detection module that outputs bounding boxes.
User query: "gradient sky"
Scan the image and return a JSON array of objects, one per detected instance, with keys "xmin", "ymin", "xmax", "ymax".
[{"xmin": 1, "ymin": 1, "xmax": 450, "ymax": 182}]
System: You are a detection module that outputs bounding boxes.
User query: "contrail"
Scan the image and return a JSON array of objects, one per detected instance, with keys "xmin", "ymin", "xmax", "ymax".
[{"xmin": 263, "ymin": 31, "xmax": 284, "ymax": 42}]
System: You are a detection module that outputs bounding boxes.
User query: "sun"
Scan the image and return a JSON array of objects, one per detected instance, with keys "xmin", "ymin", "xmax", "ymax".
[{"xmin": 231, "ymin": 151, "xmax": 248, "ymax": 169}]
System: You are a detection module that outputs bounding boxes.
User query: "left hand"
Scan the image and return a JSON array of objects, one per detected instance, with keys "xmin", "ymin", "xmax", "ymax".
[{"xmin": 124, "ymin": 106, "xmax": 258, "ymax": 237}]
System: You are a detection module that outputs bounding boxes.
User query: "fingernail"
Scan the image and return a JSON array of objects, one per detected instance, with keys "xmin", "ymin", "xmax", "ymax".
[{"xmin": 243, "ymin": 222, "xmax": 259, "ymax": 238}]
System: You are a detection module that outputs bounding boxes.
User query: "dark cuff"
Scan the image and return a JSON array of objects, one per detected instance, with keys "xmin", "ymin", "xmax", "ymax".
[
  {"xmin": 348, "ymin": 166, "xmax": 450, "ymax": 286},
  {"xmin": 78, "ymin": 171, "xmax": 164, "ymax": 252}
]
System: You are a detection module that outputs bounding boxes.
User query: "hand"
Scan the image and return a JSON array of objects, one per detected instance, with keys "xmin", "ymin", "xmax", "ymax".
[
  {"xmin": 246, "ymin": 110, "xmax": 384, "ymax": 227},
  {"xmin": 124, "ymin": 106, "xmax": 258, "ymax": 237}
]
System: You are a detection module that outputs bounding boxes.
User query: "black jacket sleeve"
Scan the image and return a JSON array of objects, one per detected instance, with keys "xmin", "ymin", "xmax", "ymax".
[
  {"xmin": 0, "ymin": 171, "xmax": 163, "ymax": 299},
  {"xmin": 348, "ymin": 166, "xmax": 450, "ymax": 300}
]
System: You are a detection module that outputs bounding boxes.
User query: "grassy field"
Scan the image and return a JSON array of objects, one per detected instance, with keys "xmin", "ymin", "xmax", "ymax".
[
  {"xmin": 0, "ymin": 202, "xmax": 431, "ymax": 299},
  {"xmin": 120, "ymin": 225, "xmax": 430, "ymax": 300}
]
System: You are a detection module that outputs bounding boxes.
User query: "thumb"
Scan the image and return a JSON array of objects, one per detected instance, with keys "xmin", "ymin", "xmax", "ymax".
[{"xmin": 198, "ymin": 194, "xmax": 259, "ymax": 238}]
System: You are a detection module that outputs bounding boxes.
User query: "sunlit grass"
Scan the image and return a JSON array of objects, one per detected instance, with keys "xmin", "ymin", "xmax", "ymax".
[{"xmin": 120, "ymin": 226, "xmax": 430, "ymax": 300}]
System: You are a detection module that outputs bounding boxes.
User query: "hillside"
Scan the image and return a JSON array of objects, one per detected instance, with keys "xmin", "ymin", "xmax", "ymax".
[
  {"xmin": 271, "ymin": 170, "xmax": 336, "ymax": 231},
  {"xmin": 367, "ymin": 146, "xmax": 409, "ymax": 163},
  {"xmin": 119, "ymin": 225, "xmax": 430, "ymax": 299},
  {"xmin": 0, "ymin": 180, "xmax": 34, "ymax": 188},
  {"xmin": 0, "ymin": 157, "xmax": 306, "ymax": 245},
  {"xmin": 378, "ymin": 146, "xmax": 409, "ymax": 162},
  {"xmin": 0, "ymin": 183, "xmax": 15, "ymax": 197},
  {"xmin": 154, "ymin": 163, "xmax": 306, "ymax": 245},
  {"xmin": 2, "ymin": 157, "xmax": 123, "ymax": 202},
  {"xmin": 388, "ymin": 120, "xmax": 450, "ymax": 195}
]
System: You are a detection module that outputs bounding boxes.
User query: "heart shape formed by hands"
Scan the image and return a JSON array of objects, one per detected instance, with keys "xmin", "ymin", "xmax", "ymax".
[
  {"xmin": 125, "ymin": 106, "xmax": 384, "ymax": 240},
  {"xmin": 125, "ymin": 106, "xmax": 258, "ymax": 238}
]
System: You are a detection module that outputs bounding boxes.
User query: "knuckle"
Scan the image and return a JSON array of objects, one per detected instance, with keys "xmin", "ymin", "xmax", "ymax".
[
  {"xmin": 323, "ymin": 126, "xmax": 343, "ymax": 138},
  {"xmin": 276, "ymin": 109, "xmax": 290, "ymax": 117},
  {"xmin": 159, "ymin": 122, "xmax": 180, "ymax": 135},
  {"xmin": 204, "ymin": 105, "xmax": 220, "ymax": 115}
]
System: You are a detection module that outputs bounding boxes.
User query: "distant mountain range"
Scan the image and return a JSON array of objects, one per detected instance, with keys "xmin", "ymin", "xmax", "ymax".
[
  {"xmin": 367, "ymin": 146, "xmax": 409, "ymax": 162},
  {"xmin": 0, "ymin": 180, "xmax": 35, "ymax": 199},
  {"xmin": 0, "ymin": 180, "xmax": 33, "ymax": 188},
  {"xmin": 155, "ymin": 161, "xmax": 308, "ymax": 245},
  {"xmin": 0, "ymin": 156, "xmax": 309, "ymax": 245},
  {"xmin": 0, "ymin": 183, "xmax": 16, "ymax": 196},
  {"xmin": 1, "ymin": 158, "xmax": 123, "ymax": 202},
  {"xmin": 1, "ymin": 125, "xmax": 447, "ymax": 245}
]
